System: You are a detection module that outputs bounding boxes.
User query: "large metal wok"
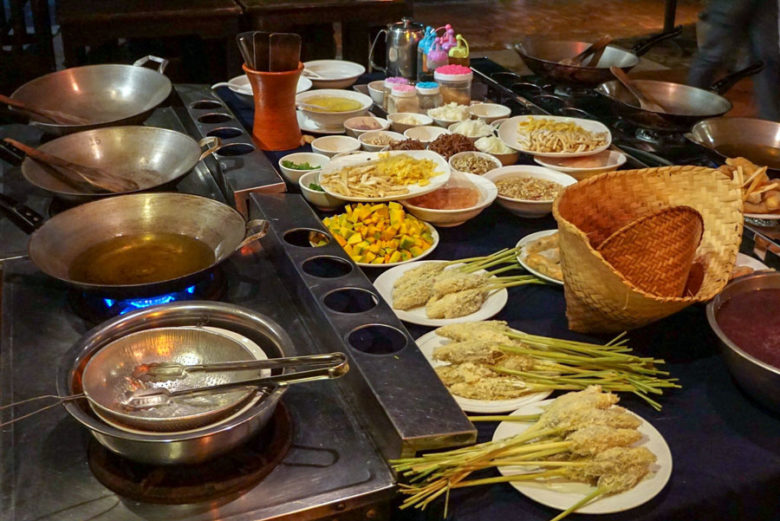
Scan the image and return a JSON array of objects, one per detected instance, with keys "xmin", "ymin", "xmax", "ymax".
[
  {"xmin": 15, "ymin": 192, "xmax": 267, "ymax": 297},
  {"xmin": 8, "ymin": 126, "xmax": 221, "ymax": 203},
  {"xmin": 512, "ymin": 28, "xmax": 681, "ymax": 87},
  {"xmin": 9, "ymin": 56, "xmax": 171, "ymax": 135},
  {"xmin": 687, "ymin": 117, "xmax": 780, "ymax": 173},
  {"xmin": 594, "ymin": 63, "xmax": 763, "ymax": 132}
]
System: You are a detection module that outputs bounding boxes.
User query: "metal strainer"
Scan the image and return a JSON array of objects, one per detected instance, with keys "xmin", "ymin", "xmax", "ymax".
[{"xmin": 82, "ymin": 326, "xmax": 263, "ymax": 432}]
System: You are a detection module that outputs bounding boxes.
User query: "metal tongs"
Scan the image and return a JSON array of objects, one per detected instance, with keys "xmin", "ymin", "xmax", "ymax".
[{"xmin": 123, "ymin": 352, "xmax": 349, "ymax": 410}]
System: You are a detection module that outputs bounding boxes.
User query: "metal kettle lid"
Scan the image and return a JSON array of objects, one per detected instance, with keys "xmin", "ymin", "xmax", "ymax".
[{"xmin": 392, "ymin": 17, "xmax": 424, "ymax": 31}]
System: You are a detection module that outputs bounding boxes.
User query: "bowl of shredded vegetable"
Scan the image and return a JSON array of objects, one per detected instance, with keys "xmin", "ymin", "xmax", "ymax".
[{"xmin": 278, "ymin": 152, "xmax": 330, "ymax": 184}]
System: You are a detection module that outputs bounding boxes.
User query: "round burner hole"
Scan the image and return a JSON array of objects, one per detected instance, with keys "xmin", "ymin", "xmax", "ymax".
[
  {"xmin": 558, "ymin": 107, "xmax": 593, "ymax": 119},
  {"xmin": 531, "ymin": 94, "xmax": 566, "ymax": 113},
  {"xmin": 283, "ymin": 229, "xmax": 330, "ymax": 248},
  {"xmin": 190, "ymin": 100, "xmax": 224, "ymax": 110},
  {"xmin": 323, "ymin": 288, "xmax": 378, "ymax": 313},
  {"xmin": 216, "ymin": 143, "xmax": 255, "ymax": 156},
  {"xmin": 301, "ymin": 256, "xmax": 352, "ymax": 278},
  {"xmin": 347, "ymin": 324, "xmax": 407, "ymax": 355},
  {"xmin": 207, "ymin": 127, "xmax": 244, "ymax": 139},
  {"xmin": 198, "ymin": 113, "xmax": 233, "ymax": 124}
]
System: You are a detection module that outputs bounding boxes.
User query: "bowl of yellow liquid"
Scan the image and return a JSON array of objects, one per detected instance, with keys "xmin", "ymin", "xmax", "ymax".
[{"xmin": 296, "ymin": 89, "xmax": 373, "ymax": 130}]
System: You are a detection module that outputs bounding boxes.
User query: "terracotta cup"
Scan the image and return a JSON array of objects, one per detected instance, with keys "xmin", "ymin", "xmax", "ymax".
[{"xmin": 243, "ymin": 62, "xmax": 303, "ymax": 151}]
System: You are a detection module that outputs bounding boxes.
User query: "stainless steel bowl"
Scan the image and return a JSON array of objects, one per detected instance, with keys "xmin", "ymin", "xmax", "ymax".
[
  {"xmin": 57, "ymin": 301, "xmax": 293, "ymax": 465},
  {"xmin": 706, "ymin": 271, "xmax": 780, "ymax": 412}
]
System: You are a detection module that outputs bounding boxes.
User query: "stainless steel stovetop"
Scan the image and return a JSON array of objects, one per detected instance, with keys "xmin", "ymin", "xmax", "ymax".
[{"xmin": 0, "ymin": 86, "xmax": 475, "ymax": 521}]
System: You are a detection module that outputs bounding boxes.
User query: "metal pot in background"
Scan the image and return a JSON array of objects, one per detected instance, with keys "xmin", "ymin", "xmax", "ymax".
[
  {"xmin": 369, "ymin": 17, "xmax": 425, "ymax": 80},
  {"xmin": 57, "ymin": 301, "xmax": 294, "ymax": 465}
]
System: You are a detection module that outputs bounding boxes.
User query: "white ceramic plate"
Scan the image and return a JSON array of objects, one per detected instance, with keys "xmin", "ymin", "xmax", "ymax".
[
  {"xmin": 373, "ymin": 260, "xmax": 509, "ymax": 327},
  {"xmin": 744, "ymin": 212, "xmax": 780, "ymax": 221},
  {"xmin": 303, "ymin": 60, "xmax": 365, "ymax": 88},
  {"xmin": 297, "ymin": 111, "xmax": 346, "ymax": 135},
  {"xmin": 736, "ymin": 252, "xmax": 769, "ymax": 271},
  {"xmin": 498, "ymin": 115, "xmax": 612, "ymax": 158},
  {"xmin": 212, "ymin": 75, "xmax": 312, "ymax": 98},
  {"xmin": 492, "ymin": 399, "xmax": 673, "ymax": 515},
  {"xmin": 516, "ymin": 230, "xmax": 563, "ymax": 286},
  {"xmin": 533, "ymin": 150, "xmax": 627, "ymax": 176},
  {"xmin": 317, "ymin": 150, "xmax": 451, "ymax": 203},
  {"xmin": 415, "ymin": 330, "xmax": 551, "ymax": 413}
]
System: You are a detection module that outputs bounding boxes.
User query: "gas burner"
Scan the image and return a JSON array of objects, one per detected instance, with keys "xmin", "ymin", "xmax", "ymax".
[
  {"xmin": 68, "ymin": 268, "xmax": 226, "ymax": 322},
  {"xmin": 88, "ymin": 402, "xmax": 292, "ymax": 504},
  {"xmin": 48, "ymin": 197, "xmax": 80, "ymax": 217},
  {"xmin": 634, "ymin": 127, "xmax": 689, "ymax": 146}
]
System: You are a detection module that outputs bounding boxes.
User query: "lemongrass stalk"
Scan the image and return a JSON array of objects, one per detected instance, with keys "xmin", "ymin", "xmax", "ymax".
[{"xmin": 549, "ymin": 487, "xmax": 604, "ymax": 521}]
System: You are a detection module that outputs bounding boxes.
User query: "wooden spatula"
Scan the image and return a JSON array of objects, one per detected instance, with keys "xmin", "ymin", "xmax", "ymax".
[
  {"xmin": 609, "ymin": 66, "xmax": 666, "ymax": 112},
  {"xmin": 4, "ymin": 138, "xmax": 139, "ymax": 193},
  {"xmin": 0, "ymin": 94, "xmax": 91, "ymax": 125},
  {"xmin": 559, "ymin": 35, "xmax": 612, "ymax": 67},
  {"xmin": 253, "ymin": 31, "xmax": 270, "ymax": 72},
  {"xmin": 269, "ymin": 33, "xmax": 302, "ymax": 72}
]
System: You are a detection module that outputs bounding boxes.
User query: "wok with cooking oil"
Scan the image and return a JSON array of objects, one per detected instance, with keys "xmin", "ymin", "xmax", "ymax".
[{"xmin": 20, "ymin": 192, "xmax": 267, "ymax": 297}]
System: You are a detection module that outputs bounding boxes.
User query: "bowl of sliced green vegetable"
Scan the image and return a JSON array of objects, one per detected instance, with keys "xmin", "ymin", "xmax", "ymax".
[
  {"xmin": 278, "ymin": 152, "xmax": 331, "ymax": 184},
  {"xmin": 299, "ymin": 171, "xmax": 345, "ymax": 211}
]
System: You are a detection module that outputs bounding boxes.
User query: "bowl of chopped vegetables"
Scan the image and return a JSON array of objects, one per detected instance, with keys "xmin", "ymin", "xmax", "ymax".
[
  {"xmin": 278, "ymin": 152, "xmax": 331, "ymax": 184},
  {"xmin": 484, "ymin": 166, "xmax": 577, "ymax": 218},
  {"xmin": 322, "ymin": 202, "xmax": 439, "ymax": 266},
  {"xmin": 299, "ymin": 171, "xmax": 345, "ymax": 211}
]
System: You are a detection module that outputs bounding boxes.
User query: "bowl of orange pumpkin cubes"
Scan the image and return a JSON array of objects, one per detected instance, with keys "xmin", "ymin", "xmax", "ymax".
[{"xmin": 322, "ymin": 202, "xmax": 439, "ymax": 267}]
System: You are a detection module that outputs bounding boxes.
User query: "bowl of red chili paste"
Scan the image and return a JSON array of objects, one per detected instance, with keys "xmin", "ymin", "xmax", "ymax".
[{"xmin": 707, "ymin": 271, "xmax": 780, "ymax": 412}]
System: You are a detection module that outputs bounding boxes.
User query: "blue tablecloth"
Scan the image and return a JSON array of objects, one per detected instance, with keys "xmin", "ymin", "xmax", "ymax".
[{"xmin": 217, "ymin": 84, "xmax": 780, "ymax": 521}]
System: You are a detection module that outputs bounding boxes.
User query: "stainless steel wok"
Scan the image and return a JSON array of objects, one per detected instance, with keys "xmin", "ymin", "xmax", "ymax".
[
  {"xmin": 512, "ymin": 28, "xmax": 681, "ymax": 87},
  {"xmin": 25, "ymin": 192, "xmax": 267, "ymax": 296},
  {"xmin": 688, "ymin": 117, "xmax": 780, "ymax": 172},
  {"xmin": 57, "ymin": 301, "xmax": 293, "ymax": 465},
  {"xmin": 17, "ymin": 126, "xmax": 220, "ymax": 203},
  {"xmin": 9, "ymin": 56, "xmax": 171, "ymax": 135},
  {"xmin": 594, "ymin": 63, "xmax": 763, "ymax": 132}
]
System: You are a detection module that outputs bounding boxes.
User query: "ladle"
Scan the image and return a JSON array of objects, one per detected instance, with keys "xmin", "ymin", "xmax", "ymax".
[
  {"xmin": 609, "ymin": 66, "xmax": 666, "ymax": 112},
  {"xmin": 0, "ymin": 93, "xmax": 92, "ymax": 125},
  {"xmin": 4, "ymin": 138, "xmax": 140, "ymax": 193}
]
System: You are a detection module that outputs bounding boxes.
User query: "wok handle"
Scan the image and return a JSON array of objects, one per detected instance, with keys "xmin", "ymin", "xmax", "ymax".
[
  {"xmin": 235, "ymin": 219, "xmax": 270, "ymax": 252},
  {"xmin": 711, "ymin": 61, "xmax": 764, "ymax": 95},
  {"xmin": 631, "ymin": 26, "xmax": 682, "ymax": 57},
  {"xmin": 0, "ymin": 193, "xmax": 44, "ymax": 234},
  {"xmin": 198, "ymin": 136, "xmax": 222, "ymax": 161},
  {"xmin": 0, "ymin": 139, "xmax": 25, "ymax": 166},
  {"xmin": 132, "ymin": 55, "xmax": 169, "ymax": 74}
]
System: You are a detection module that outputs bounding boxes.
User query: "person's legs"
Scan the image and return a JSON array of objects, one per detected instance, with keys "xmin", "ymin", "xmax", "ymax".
[
  {"xmin": 746, "ymin": 0, "xmax": 780, "ymax": 120},
  {"xmin": 688, "ymin": 0, "xmax": 753, "ymax": 88}
]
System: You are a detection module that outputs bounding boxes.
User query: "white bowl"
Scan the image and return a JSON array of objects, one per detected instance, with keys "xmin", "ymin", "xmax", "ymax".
[
  {"xmin": 497, "ymin": 115, "xmax": 612, "ymax": 158},
  {"xmin": 358, "ymin": 130, "xmax": 405, "ymax": 152},
  {"xmin": 368, "ymin": 80, "xmax": 385, "ymax": 106},
  {"xmin": 296, "ymin": 89, "xmax": 372, "ymax": 129},
  {"xmin": 427, "ymin": 105, "xmax": 472, "ymax": 127},
  {"xmin": 401, "ymin": 174, "xmax": 498, "ymax": 227},
  {"xmin": 311, "ymin": 135, "xmax": 361, "ymax": 157},
  {"xmin": 387, "ymin": 112, "xmax": 434, "ymax": 133},
  {"xmin": 303, "ymin": 60, "xmax": 365, "ymax": 89},
  {"xmin": 278, "ymin": 152, "xmax": 330, "ymax": 184},
  {"xmin": 343, "ymin": 116, "xmax": 389, "ymax": 137},
  {"xmin": 211, "ymin": 75, "xmax": 312, "ymax": 101},
  {"xmin": 404, "ymin": 125, "xmax": 451, "ymax": 144},
  {"xmin": 469, "ymin": 103, "xmax": 512, "ymax": 123},
  {"xmin": 448, "ymin": 151, "xmax": 502, "ymax": 176},
  {"xmin": 483, "ymin": 166, "xmax": 577, "ymax": 218},
  {"xmin": 299, "ymin": 171, "xmax": 345, "ymax": 211},
  {"xmin": 533, "ymin": 150, "xmax": 627, "ymax": 180},
  {"xmin": 474, "ymin": 136, "xmax": 520, "ymax": 166}
]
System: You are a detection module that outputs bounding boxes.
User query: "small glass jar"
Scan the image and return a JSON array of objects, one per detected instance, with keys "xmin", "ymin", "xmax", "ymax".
[
  {"xmin": 388, "ymin": 84, "xmax": 420, "ymax": 114},
  {"xmin": 416, "ymin": 82, "xmax": 442, "ymax": 112},
  {"xmin": 382, "ymin": 77, "xmax": 410, "ymax": 111},
  {"xmin": 434, "ymin": 65, "xmax": 473, "ymax": 106}
]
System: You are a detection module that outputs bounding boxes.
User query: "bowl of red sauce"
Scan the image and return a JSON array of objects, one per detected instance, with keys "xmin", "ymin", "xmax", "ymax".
[
  {"xmin": 400, "ymin": 173, "xmax": 497, "ymax": 228},
  {"xmin": 706, "ymin": 270, "xmax": 780, "ymax": 412}
]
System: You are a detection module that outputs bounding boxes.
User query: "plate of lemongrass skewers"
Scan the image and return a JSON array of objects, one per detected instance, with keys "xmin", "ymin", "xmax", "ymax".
[
  {"xmin": 491, "ymin": 396, "xmax": 672, "ymax": 516},
  {"xmin": 416, "ymin": 329, "xmax": 551, "ymax": 413}
]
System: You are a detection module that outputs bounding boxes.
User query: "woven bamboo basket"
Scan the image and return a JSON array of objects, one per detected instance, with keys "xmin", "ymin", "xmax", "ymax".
[{"xmin": 552, "ymin": 165, "xmax": 743, "ymax": 333}]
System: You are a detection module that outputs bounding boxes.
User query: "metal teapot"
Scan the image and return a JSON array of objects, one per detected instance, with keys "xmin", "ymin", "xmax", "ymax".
[{"xmin": 369, "ymin": 18, "xmax": 425, "ymax": 80}]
